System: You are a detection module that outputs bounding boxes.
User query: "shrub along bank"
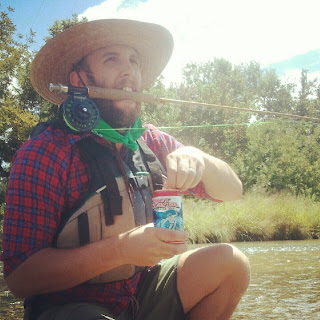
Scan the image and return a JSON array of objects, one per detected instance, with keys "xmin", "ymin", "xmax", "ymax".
[{"xmin": 183, "ymin": 191, "xmax": 320, "ymax": 243}]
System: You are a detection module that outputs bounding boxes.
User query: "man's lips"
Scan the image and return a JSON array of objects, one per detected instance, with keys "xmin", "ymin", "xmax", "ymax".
[{"xmin": 115, "ymin": 87, "xmax": 137, "ymax": 102}]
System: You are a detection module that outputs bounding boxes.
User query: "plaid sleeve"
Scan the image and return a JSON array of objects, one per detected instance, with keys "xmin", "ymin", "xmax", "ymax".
[
  {"xmin": 142, "ymin": 124, "xmax": 218, "ymax": 201},
  {"xmin": 142, "ymin": 124, "xmax": 183, "ymax": 165},
  {"xmin": 0, "ymin": 136, "xmax": 68, "ymax": 277}
]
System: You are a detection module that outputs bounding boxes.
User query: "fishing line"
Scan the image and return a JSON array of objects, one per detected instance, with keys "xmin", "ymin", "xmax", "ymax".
[
  {"xmin": 155, "ymin": 119, "xmax": 320, "ymax": 130},
  {"xmin": 155, "ymin": 121, "xmax": 283, "ymax": 130},
  {"xmin": 30, "ymin": 0, "xmax": 45, "ymax": 30},
  {"xmin": 94, "ymin": 119, "xmax": 318, "ymax": 132}
]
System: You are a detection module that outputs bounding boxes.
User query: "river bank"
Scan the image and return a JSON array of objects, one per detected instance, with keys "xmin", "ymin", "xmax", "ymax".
[
  {"xmin": 183, "ymin": 191, "xmax": 320, "ymax": 243},
  {"xmin": 1, "ymin": 191, "xmax": 319, "ymax": 247},
  {"xmin": 1, "ymin": 239, "xmax": 319, "ymax": 320}
]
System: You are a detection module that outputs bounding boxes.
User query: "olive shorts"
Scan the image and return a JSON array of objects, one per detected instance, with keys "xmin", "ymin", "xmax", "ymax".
[{"xmin": 37, "ymin": 255, "xmax": 185, "ymax": 320}]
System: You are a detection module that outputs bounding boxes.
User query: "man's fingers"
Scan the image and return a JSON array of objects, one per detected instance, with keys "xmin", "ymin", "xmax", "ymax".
[
  {"xmin": 165, "ymin": 163, "xmax": 203, "ymax": 191},
  {"xmin": 177, "ymin": 166, "xmax": 202, "ymax": 191},
  {"xmin": 165, "ymin": 147, "xmax": 205, "ymax": 191},
  {"xmin": 165, "ymin": 156, "xmax": 178, "ymax": 189},
  {"xmin": 155, "ymin": 227, "xmax": 189, "ymax": 243}
]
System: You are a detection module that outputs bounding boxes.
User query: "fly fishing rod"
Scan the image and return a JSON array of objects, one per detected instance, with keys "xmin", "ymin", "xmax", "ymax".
[{"xmin": 49, "ymin": 83, "xmax": 320, "ymax": 124}]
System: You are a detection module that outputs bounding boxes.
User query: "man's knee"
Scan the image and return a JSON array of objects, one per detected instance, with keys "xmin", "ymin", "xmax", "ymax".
[
  {"xmin": 211, "ymin": 244, "xmax": 250, "ymax": 280},
  {"xmin": 177, "ymin": 244, "xmax": 250, "ymax": 314},
  {"xmin": 209, "ymin": 243, "xmax": 249, "ymax": 270},
  {"xmin": 224, "ymin": 243, "xmax": 250, "ymax": 270},
  {"xmin": 179, "ymin": 244, "xmax": 250, "ymax": 289},
  {"xmin": 206, "ymin": 243, "xmax": 250, "ymax": 299}
]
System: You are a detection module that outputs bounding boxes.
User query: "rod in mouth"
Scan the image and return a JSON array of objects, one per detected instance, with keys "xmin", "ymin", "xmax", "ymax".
[
  {"xmin": 49, "ymin": 83, "xmax": 89, "ymax": 96},
  {"xmin": 49, "ymin": 83, "xmax": 320, "ymax": 123},
  {"xmin": 49, "ymin": 83, "xmax": 155, "ymax": 103}
]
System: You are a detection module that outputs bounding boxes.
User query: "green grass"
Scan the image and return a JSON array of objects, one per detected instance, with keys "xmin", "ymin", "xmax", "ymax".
[{"xmin": 183, "ymin": 191, "xmax": 320, "ymax": 243}]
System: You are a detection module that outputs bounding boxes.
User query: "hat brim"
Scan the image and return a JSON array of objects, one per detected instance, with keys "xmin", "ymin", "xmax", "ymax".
[{"xmin": 31, "ymin": 19, "xmax": 173, "ymax": 105}]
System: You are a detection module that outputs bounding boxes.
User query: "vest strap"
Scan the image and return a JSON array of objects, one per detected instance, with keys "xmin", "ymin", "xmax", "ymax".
[
  {"xmin": 77, "ymin": 137, "xmax": 123, "ymax": 226},
  {"xmin": 137, "ymin": 138, "xmax": 166, "ymax": 191},
  {"xmin": 78, "ymin": 211, "xmax": 90, "ymax": 246}
]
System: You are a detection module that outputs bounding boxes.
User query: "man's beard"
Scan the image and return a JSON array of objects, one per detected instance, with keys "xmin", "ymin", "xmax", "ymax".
[
  {"xmin": 94, "ymin": 98, "xmax": 141, "ymax": 129},
  {"xmin": 85, "ymin": 74, "xmax": 141, "ymax": 129}
]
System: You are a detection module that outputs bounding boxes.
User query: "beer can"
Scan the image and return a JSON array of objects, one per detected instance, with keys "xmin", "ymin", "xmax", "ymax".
[{"xmin": 152, "ymin": 189, "xmax": 184, "ymax": 232}]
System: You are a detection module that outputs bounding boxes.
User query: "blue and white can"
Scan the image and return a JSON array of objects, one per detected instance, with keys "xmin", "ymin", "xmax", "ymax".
[{"xmin": 152, "ymin": 189, "xmax": 184, "ymax": 231}]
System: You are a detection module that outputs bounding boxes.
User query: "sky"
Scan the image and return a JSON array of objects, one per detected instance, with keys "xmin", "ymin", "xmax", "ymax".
[{"xmin": 4, "ymin": 0, "xmax": 320, "ymax": 85}]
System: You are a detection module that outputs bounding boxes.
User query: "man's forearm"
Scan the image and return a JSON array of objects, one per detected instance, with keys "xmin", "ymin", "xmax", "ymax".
[
  {"xmin": 5, "ymin": 224, "xmax": 189, "ymax": 299},
  {"xmin": 202, "ymin": 153, "xmax": 243, "ymax": 201},
  {"xmin": 164, "ymin": 146, "xmax": 242, "ymax": 200},
  {"xmin": 5, "ymin": 236, "xmax": 122, "ymax": 298}
]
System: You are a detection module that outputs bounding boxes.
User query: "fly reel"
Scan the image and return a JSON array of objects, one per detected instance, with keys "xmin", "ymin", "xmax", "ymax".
[{"xmin": 59, "ymin": 92, "xmax": 100, "ymax": 132}]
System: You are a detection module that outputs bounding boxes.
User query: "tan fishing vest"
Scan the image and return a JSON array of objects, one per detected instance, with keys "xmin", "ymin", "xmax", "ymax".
[
  {"xmin": 56, "ymin": 177, "xmax": 137, "ymax": 283},
  {"xmin": 55, "ymin": 137, "xmax": 165, "ymax": 284}
]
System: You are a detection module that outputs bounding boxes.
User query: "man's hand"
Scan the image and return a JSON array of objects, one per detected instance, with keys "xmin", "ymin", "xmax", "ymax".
[
  {"xmin": 164, "ymin": 146, "xmax": 243, "ymax": 201},
  {"xmin": 117, "ymin": 223, "xmax": 189, "ymax": 266},
  {"xmin": 164, "ymin": 146, "xmax": 205, "ymax": 191}
]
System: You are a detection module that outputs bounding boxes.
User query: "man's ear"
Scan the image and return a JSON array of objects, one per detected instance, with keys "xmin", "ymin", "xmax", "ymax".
[{"xmin": 70, "ymin": 70, "xmax": 85, "ymax": 87}]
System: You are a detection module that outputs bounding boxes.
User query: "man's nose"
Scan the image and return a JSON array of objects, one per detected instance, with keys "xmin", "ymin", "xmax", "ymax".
[{"xmin": 120, "ymin": 59, "xmax": 136, "ymax": 77}]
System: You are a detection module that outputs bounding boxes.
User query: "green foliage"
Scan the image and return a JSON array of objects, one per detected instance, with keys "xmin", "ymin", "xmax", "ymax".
[
  {"xmin": 0, "ymin": 98, "xmax": 37, "ymax": 163},
  {"xmin": 0, "ymin": 6, "xmax": 37, "ymax": 217},
  {"xmin": 183, "ymin": 191, "xmax": 320, "ymax": 243},
  {"xmin": 142, "ymin": 77, "xmax": 179, "ymax": 124},
  {"xmin": 45, "ymin": 14, "xmax": 88, "ymax": 42},
  {"xmin": 0, "ymin": 7, "xmax": 18, "ymax": 96},
  {"xmin": 234, "ymin": 121, "xmax": 320, "ymax": 199},
  {"xmin": 0, "ymin": 10, "xmax": 90, "ymax": 227}
]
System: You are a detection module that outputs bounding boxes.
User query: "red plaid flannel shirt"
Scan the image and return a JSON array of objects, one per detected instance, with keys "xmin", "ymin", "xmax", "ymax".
[{"xmin": 1, "ymin": 123, "xmax": 214, "ymax": 316}]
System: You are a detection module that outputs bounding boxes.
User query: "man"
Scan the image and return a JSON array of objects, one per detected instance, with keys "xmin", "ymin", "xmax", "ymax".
[{"xmin": 1, "ymin": 19, "xmax": 250, "ymax": 320}]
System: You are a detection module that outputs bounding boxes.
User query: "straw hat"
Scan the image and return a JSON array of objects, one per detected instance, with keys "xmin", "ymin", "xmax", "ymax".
[{"xmin": 31, "ymin": 19, "xmax": 174, "ymax": 105}]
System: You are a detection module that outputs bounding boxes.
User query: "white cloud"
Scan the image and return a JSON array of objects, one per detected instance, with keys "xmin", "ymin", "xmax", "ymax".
[{"xmin": 80, "ymin": 0, "xmax": 320, "ymax": 85}]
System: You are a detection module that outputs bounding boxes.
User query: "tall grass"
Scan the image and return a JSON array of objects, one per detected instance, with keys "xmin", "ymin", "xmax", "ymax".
[{"xmin": 183, "ymin": 191, "xmax": 320, "ymax": 243}]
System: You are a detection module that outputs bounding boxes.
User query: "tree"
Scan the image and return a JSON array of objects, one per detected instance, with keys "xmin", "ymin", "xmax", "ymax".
[
  {"xmin": 0, "ymin": 5, "xmax": 39, "ymax": 227},
  {"xmin": 295, "ymin": 69, "xmax": 319, "ymax": 118},
  {"xmin": 234, "ymin": 121, "xmax": 320, "ymax": 199},
  {"xmin": 45, "ymin": 14, "xmax": 88, "ymax": 41},
  {"xmin": 0, "ymin": 9, "xmax": 89, "ymax": 234},
  {"xmin": 0, "ymin": 11, "xmax": 89, "ymax": 180},
  {"xmin": 167, "ymin": 59, "xmax": 253, "ymax": 162},
  {"xmin": 0, "ymin": 6, "xmax": 38, "ymax": 176}
]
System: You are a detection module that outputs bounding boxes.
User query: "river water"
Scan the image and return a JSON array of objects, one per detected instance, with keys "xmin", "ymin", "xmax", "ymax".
[
  {"xmin": 230, "ymin": 240, "xmax": 320, "ymax": 319},
  {"xmin": 1, "ymin": 240, "xmax": 319, "ymax": 319}
]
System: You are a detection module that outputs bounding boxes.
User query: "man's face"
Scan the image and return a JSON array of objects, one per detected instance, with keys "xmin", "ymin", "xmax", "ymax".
[{"xmin": 78, "ymin": 44, "xmax": 142, "ymax": 128}]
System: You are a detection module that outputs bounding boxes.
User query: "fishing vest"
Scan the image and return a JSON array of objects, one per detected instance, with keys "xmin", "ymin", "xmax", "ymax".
[{"xmin": 53, "ymin": 135, "xmax": 166, "ymax": 284}]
